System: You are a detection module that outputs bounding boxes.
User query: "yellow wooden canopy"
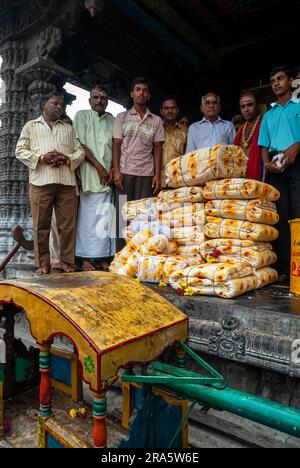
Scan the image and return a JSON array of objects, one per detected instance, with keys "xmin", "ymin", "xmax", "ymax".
[{"xmin": 0, "ymin": 272, "xmax": 188, "ymax": 392}]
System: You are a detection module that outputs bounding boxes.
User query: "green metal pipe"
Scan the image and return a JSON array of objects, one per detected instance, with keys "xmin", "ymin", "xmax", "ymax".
[{"xmin": 148, "ymin": 369, "xmax": 300, "ymax": 438}]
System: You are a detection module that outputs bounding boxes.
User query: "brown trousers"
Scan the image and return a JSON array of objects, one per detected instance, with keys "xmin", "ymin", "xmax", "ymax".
[{"xmin": 29, "ymin": 184, "xmax": 77, "ymax": 268}]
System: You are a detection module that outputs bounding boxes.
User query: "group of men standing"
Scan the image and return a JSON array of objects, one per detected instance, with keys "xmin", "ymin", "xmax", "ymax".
[{"xmin": 15, "ymin": 67, "xmax": 300, "ymax": 284}]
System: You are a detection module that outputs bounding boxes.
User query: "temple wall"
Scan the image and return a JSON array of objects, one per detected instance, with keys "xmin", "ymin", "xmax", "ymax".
[{"xmin": 0, "ymin": 41, "xmax": 33, "ymax": 265}]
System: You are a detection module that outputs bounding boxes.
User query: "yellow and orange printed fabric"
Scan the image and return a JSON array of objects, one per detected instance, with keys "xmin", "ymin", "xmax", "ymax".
[
  {"xmin": 169, "ymin": 262, "xmax": 255, "ymax": 298},
  {"xmin": 204, "ymin": 216, "xmax": 279, "ymax": 242},
  {"xmin": 122, "ymin": 198, "xmax": 159, "ymax": 221},
  {"xmin": 110, "ymin": 230, "xmax": 152, "ymax": 275},
  {"xmin": 255, "ymin": 267, "xmax": 278, "ymax": 288},
  {"xmin": 137, "ymin": 235, "xmax": 178, "ymax": 256},
  {"xmin": 200, "ymin": 239, "xmax": 277, "ymax": 268},
  {"xmin": 165, "ymin": 145, "xmax": 247, "ymax": 188},
  {"xmin": 161, "ymin": 203, "xmax": 206, "ymax": 228},
  {"xmin": 110, "ymin": 233, "xmax": 179, "ymax": 278},
  {"xmin": 172, "ymin": 226, "xmax": 206, "ymax": 245},
  {"xmin": 169, "ymin": 262, "xmax": 278, "ymax": 298},
  {"xmin": 205, "ymin": 199, "xmax": 279, "ymax": 225},
  {"xmin": 204, "ymin": 179, "xmax": 280, "ymax": 202},
  {"xmin": 158, "ymin": 187, "xmax": 205, "ymax": 204},
  {"xmin": 137, "ymin": 254, "xmax": 203, "ymax": 284},
  {"xmin": 176, "ymin": 244, "xmax": 203, "ymax": 257}
]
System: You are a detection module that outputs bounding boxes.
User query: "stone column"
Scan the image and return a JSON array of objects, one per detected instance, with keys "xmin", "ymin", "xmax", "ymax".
[{"xmin": 0, "ymin": 41, "xmax": 32, "ymax": 267}]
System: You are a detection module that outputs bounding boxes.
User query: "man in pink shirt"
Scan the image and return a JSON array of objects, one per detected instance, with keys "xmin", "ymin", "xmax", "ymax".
[{"xmin": 113, "ymin": 77, "xmax": 164, "ymax": 249}]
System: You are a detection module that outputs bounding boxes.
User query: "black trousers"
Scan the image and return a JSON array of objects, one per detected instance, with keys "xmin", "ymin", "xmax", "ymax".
[
  {"xmin": 115, "ymin": 174, "xmax": 154, "ymax": 251},
  {"xmin": 269, "ymin": 157, "xmax": 300, "ymax": 276}
]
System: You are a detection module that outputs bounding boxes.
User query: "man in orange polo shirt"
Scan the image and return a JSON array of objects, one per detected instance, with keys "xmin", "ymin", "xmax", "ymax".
[{"xmin": 160, "ymin": 95, "xmax": 187, "ymax": 189}]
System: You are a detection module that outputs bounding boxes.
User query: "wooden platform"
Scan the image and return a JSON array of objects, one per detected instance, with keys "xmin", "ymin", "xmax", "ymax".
[{"xmin": 2, "ymin": 388, "xmax": 127, "ymax": 448}]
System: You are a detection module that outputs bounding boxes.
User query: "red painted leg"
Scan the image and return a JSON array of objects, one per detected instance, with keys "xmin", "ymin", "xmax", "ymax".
[
  {"xmin": 93, "ymin": 392, "xmax": 107, "ymax": 448},
  {"xmin": 39, "ymin": 345, "xmax": 52, "ymax": 417}
]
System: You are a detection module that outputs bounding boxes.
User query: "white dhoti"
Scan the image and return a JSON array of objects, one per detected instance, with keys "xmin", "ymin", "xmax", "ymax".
[{"xmin": 75, "ymin": 191, "xmax": 116, "ymax": 259}]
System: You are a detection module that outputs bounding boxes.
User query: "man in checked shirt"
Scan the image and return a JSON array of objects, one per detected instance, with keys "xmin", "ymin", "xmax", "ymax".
[{"xmin": 16, "ymin": 91, "xmax": 85, "ymax": 275}]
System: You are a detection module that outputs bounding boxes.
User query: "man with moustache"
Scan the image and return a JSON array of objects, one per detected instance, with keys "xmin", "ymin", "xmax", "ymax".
[
  {"xmin": 235, "ymin": 92, "xmax": 263, "ymax": 181},
  {"xmin": 259, "ymin": 66, "xmax": 300, "ymax": 282},
  {"xmin": 16, "ymin": 92, "xmax": 85, "ymax": 275},
  {"xmin": 186, "ymin": 92, "xmax": 235, "ymax": 152},
  {"xmin": 74, "ymin": 85, "xmax": 115, "ymax": 271},
  {"xmin": 160, "ymin": 95, "xmax": 187, "ymax": 188}
]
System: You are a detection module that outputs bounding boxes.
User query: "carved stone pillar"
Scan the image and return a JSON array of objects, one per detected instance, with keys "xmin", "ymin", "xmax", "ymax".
[
  {"xmin": 15, "ymin": 57, "xmax": 75, "ymax": 119},
  {"xmin": 0, "ymin": 41, "xmax": 32, "ymax": 266}
]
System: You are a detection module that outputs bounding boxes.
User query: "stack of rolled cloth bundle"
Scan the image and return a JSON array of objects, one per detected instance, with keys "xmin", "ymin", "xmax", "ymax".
[
  {"xmin": 110, "ymin": 230, "xmax": 178, "ymax": 278},
  {"xmin": 204, "ymin": 217, "xmax": 279, "ymax": 243},
  {"xmin": 112, "ymin": 150, "xmax": 281, "ymax": 297},
  {"xmin": 203, "ymin": 178, "xmax": 280, "ymax": 201},
  {"xmin": 122, "ymin": 197, "xmax": 159, "ymax": 222},
  {"xmin": 200, "ymin": 178, "xmax": 280, "ymax": 288},
  {"xmin": 204, "ymin": 199, "xmax": 279, "ymax": 225},
  {"xmin": 158, "ymin": 186, "xmax": 206, "ymax": 204},
  {"xmin": 169, "ymin": 262, "xmax": 278, "ymax": 299},
  {"xmin": 111, "ymin": 186, "xmax": 207, "ymax": 282},
  {"xmin": 165, "ymin": 144, "xmax": 247, "ymax": 188},
  {"xmin": 122, "ymin": 187, "xmax": 207, "ymax": 258},
  {"xmin": 137, "ymin": 255, "xmax": 203, "ymax": 284},
  {"xmin": 200, "ymin": 239, "xmax": 277, "ymax": 269}
]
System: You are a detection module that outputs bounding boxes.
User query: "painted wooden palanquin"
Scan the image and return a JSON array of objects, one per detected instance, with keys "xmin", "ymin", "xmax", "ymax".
[{"xmin": 0, "ymin": 272, "xmax": 188, "ymax": 448}]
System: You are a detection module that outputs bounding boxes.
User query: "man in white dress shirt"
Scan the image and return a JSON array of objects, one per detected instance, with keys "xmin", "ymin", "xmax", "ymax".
[{"xmin": 186, "ymin": 92, "xmax": 236, "ymax": 152}]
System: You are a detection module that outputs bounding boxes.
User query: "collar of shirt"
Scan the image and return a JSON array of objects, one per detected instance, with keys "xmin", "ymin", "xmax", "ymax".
[
  {"xmin": 272, "ymin": 96, "xmax": 300, "ymax": 109},
  {"xmin": 199, "ymin": 116, "xmax": 225, "ymax": 125},
  {"xmin": 91, "ymin": 110, "xmax": 110, "ymax": 120},
  {"xmin": 163, "ymin": 122, "xmax": 181, "ymax": 130},
  {"xmin": 129, "ymin": 107, "xmax": 153, "ymax": 120},
  {"xmin": 34, "ymin": 115, "xmax": 64, "ymax": 126}
]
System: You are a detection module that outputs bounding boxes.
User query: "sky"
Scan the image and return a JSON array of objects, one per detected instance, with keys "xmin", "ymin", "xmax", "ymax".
[{"xmin": 64, "ymin": 82, "xmax": 126, "ymax": 118}]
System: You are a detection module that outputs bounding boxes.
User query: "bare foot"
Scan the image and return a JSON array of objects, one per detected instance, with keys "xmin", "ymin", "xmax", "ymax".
[
  {"xmin": 101, "ymin": 261, "xmax": 111, "ymax": 272},
  {"xmin": 36, "ymin": 266, "xmax": 50, "ymax": 276},
  {"xmin": 51, "ymin": 262, "xmax": 63, "ymax": 271},
  {"xmin": 82, "ymin": 260, "xmax": 96, "ymax": 271},
  {"xmin": 94, "ymin": 260, "xmax": 111, "ymax": 272},
  {"xmin": 60, "ymin": 262, "xmax": 76, "ymax": 273}
]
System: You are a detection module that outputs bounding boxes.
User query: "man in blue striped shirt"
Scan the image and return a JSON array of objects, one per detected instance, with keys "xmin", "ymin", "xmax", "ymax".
[{"xmin": 186, "ymin": 93, "xmax": 236, "ymax": 152}]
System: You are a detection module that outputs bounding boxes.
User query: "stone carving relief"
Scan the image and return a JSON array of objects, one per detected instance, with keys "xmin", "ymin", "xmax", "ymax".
[
  {"xmin": 189, "ymin": 318, "xmax": 299, "ymax": 378},
  {"xmin": 0, "ymin": 41, "xmax": 32, "ymax": 263},
  {"xmin": 15, "ymin": 0, "xmax": 55, "ymax": 35},
  {"xmin": 208, "ymin": 316, "xmax": 246, "ymax": 361},
  {"xmin": 35, "ymin": 26, "xmax": 62, "ymax": 59}
]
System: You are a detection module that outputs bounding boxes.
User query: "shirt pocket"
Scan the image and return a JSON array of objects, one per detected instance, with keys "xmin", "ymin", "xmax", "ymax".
[
  {"xmin": 287, "ymin": 111, "xmax": 300, "ymax": 122},
  {"xmin": 218, "ymin": 132, "xmax": 229, "ymax": 144},
  {"xmin": 173, "ymin": 137, "xmax": 186, "ymax": 154},
  {"xmin": 141, "ymin": 127, "xmax": 155, "ymax": 147}
]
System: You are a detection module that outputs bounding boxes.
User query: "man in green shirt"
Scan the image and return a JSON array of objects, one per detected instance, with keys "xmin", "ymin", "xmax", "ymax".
[{"xmin": 74, "ymin": 85, "xmax": 115, "ymax": 271}]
